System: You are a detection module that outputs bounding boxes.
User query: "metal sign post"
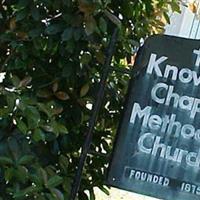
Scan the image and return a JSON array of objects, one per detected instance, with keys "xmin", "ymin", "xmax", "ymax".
[{"xmin": 69, "ymin": 28, "xmax": 118, "ymax": 200}]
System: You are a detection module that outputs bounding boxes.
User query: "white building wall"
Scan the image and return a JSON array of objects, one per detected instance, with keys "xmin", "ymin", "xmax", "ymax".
[{"xmin": 165, "ymin": 2, "xmax": 200, "ymax": 39}]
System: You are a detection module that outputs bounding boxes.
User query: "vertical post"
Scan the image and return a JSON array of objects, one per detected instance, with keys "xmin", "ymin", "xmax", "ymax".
[{"xmin": 69, "ymin": 28, "xmax": 118, "ymax": 200}]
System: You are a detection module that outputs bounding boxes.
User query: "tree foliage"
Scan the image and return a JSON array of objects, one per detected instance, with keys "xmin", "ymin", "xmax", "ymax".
[{"xmin": 0, "ymin": 0, "xmax": 180, "ymax": 199}]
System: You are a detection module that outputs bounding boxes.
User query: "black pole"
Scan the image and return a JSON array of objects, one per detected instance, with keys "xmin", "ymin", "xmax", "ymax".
[{"xmin": 69, "ymin": 28, "xmax": 118, "ymax": 200}]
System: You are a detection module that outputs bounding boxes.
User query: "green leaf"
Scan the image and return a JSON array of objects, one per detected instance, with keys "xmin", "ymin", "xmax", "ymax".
[
  {"xmin": 73, "ymin": 28, "xmax": 82, "ymax": 41},
  {"xmin": 31, "ymin": 6, "xmax": 40, "ymax": 21},
  {"xmin": 90, "ymin": 189, "xmax": 95, "ymax": 200},
  {"xmin": 11, "ymin": 75, "xmax": 20, "ymax": 88},
  {"xmin": 33, "ymin": 128, "xmax": 46, "ymax": 142},
  {"xmin": 57, "ymin": 124, "xmax": 68, "ymax": 134},
  {"xmin": 80, "ymin": 52, "xmax": 92, "ymax": 65},
  {"xmin": 99, "ymin": 186, "xmax": 109, "ymax": 195},
  {"xmin": 121, "ymin": 2, "xmax": 134, "ymax": 18},
  {"xmin": 45, "ymin": 24, "xmax": 63, "ymax": 35},
  {"xmin": 13, "ymin": 185, "xmax": 40, "ymax": 198},
  {"xmin": 0, "ymin": 108, "xmax": 9, "ymax": 117},
  {"xmin": 6, "ymin": 93, "xmax": 16, "ymax": 111},
  {"xmin": 16, "ymin": 118, "xmax": 28, "ymax": 134},
  {"xmin": 61, "ymin": 28, "xmax": 73, "ymax": 41},
  {"xmin": 51, "ymin": 188, "xmax": 64, "ymax": 200},
  {"xmin": 13, "ymin": 190, "xmax": 26, "ymax": 198},
  {"xmin": 163, "ymin": 12, "xmax": 170, "ymax": 24},
  {"xmin": 80, "ymin": 83, "xmax": 90, "ymax": 97},
  {"xmin": 46, "ymin": 176, "xmax": 63, "ymax": 188},
  {"xmin": 37, "ymin": 89, "xmax": 53, "ymax": 99},
  {"xmin": 18, "ymin": 0, "xmax": 30, "ymax": 7},
  {"xmin": 25, "ymin": 106, "xmax": 40, "ymax": 129},
  {"xmin": 63, "ymin": 0, "xmax": 71, "ymax": 7},
  {"xmin": 0, "ymin": 156, "xmax": 13, "ymax": 165},
  {"xmin": 59, "ymin": 155, "xmax": 69, "ymax": 172},
  {"xmin": 13, "ymin": 58, "xmax": 26, "ymax": 70},
  {"xmin": 62, "ymin": 177, "xmax": 72, "ymax": 195},
  {"xmin": 85, "ymin": 16, "xmax": 97, "ymax": 35},
  {"xmin": 52, "ymin": 121, "xmax": 68, "ymax": 136},
  {"xmin": 99, "ymin": 17, "xmax": 107, "ymax": 33},
  {"xmin": 95, "ymin": 50, "xmax": 105, "ymax": 64},
  {"xmin": 45, "ymin": 193, "xmax": 55, "ymax": 200},
  {"xmin": 16, "ymin": 9, "xmax": 28, "ymax": 21},
  {"xmin": 171, "ymin": 2, "xmax": 181, "ymax": 13},
  {"xmin": 18, "ymin": 155, "xmax": 34, "ymax": 165},
  {"xmin": 15, "ymin": 166, "xmax": 28, "ymax": 183},
  {"xmin": 39, "ymin": 168, "xmax": 48, "ymax": 185},
  {"xmin": 28, "ymin": 28, "xmax": 43, "ymax": 38},
  {"xmin": 17, "ymin": 99, "xmax": 27, "ymax": 111},
  {"xmin": 37, "ymin": 103, "xmax": 53, "ymax": 117},
  {"xmin": 7, "ymin": 137, "xmax": 20, "ymax": 161},
  {"xmin": 5, "ymin": 168, "xmax": 14, "ymax": 181}
]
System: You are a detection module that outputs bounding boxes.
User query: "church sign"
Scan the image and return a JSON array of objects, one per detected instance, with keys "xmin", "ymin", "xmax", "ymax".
[{"xmin": 107, "ymin": 35, "xmax": 200, "ymax": 200}]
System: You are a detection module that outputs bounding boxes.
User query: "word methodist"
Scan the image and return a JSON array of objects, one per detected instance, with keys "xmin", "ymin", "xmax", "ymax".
[{"xmin": 107, "ymin": 35, "xmax": 200, "ymax": 200}]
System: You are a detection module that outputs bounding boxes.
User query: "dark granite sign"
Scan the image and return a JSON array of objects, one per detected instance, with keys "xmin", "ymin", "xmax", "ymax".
[{"xmin": 107, "ymin": 35, "xmax": 200, "ymax": 200}]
